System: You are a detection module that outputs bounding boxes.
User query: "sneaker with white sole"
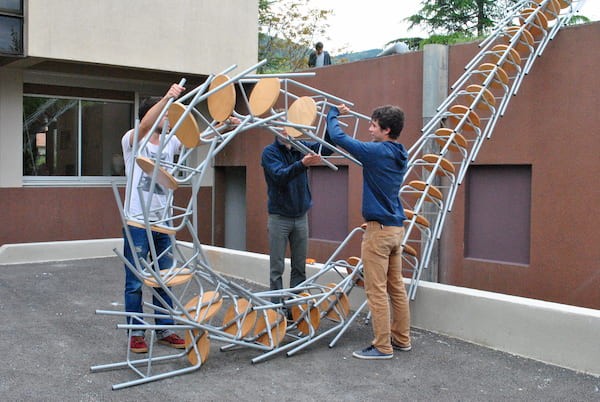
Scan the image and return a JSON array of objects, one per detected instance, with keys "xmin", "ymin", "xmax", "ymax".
[
  {"xmin": 352, "ymin": 345, "xmax": 393, "ymax": 360},
  {"xmin": 391, "ymin": 340, "xmax": 412, "ymax": 352}
]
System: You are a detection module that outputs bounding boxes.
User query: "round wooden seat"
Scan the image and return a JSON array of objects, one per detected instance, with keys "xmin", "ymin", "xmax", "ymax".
[
  {"xmin": 254, "ymin": 309, "xmax": 287, "ymax": 347},
  {"xmin": 462, "ymin": 84, "xmax": 496, "ymax": 112},
  {"xmin": 168, "ymin": 102, "xmax": 200, "ymax": 148},
  {"xmin": 320, "ymin": 283, "xmax": 351, "ymax": 322},
  {"xmin": 135, "ymin": 156, "xmax": 178, "ymax": 190},
  {"xmin": 143, "ymin": 268, "xmax": 194, "ymax": 288},
  {"xmin": 447, "ymin": 105, "xmax": 481, "ymax": 133},
  {"xmin": 286, "ymin": 96, "xmax": 317, "ymax": 138},
  {"xmin": 519, "ymin": 7, "xmax": 549, "ymax": 38},
  {"xmin": 488, "ymin": 45, "xmax": 522, "ymax": 75},
  {"xmin": 291, "ymin": 292, "xmax": 321, "ymax": 334},
  {"xmin": 207, "ymin": 74, "xmax": 236, "ymax": 122},
  {"xmin": 248, "ymin": 78, "xmax": 281, "ymax": 117},
  {"xmin": 408, "ymin": 180, "xmax": 444, "ymax": 201},
  {"xmin": 421, "ymin": 153, "xmax": 456, "ymax": 175},
  {"xmin": 404, "ymin": 208, "xmax": 431, "ymax": 228},
  {"xmin": 403, "ymin": 243, "xmax": 418, "ymax": 257},
  {"xmin": 345, "ymin": 256, "xmax": 364, "ymax": 287},
  {"xmin": 534, "ymin": 0, "xmax": 561, "ymax": 21},
  {"xmin": 502, "ymin": 26, "xmax": 535, "ymax": 56},
  {"xmin": 476, "ymin": 63, "xmax": 509, "ymax": 90},
  {"xmin": 557, "ymin": 0, "xmax": 571, "ymax": 8},
  {"xmin": 185, "ymin": 329, "xmax": 210, "ymax": 365},
  {"xmin": 222, "ymin": 298, "xmax": 257, "ymax": 338},
  {"xmin": 126, "ymin": 219, "xmax": 177, "ymax": 235},
  {"xmin": 434, "ymin": 128, "xmax": 468, "ymax": 152},
  {"xmin": 182, "ymin": 291, "xmax": 223, "ymax": 323}
]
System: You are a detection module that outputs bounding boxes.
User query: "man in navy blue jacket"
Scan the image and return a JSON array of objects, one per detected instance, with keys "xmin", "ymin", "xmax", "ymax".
[
  {"xmin": 327, "ymin": 104, "xmax": 412, "ymax": 360},
  {"xmin": 261, "ymin": 132, "xmax": 333, "ymax": 307}
]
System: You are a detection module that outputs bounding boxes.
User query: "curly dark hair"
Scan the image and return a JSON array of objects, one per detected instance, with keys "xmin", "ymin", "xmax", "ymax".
[
  {"xmin": 138, "ymin": 96, "xmax": 161, "ymax": 120},
  {"xmin": 371, "ymin": 105, "xmax": 405, "ymax": 139}
]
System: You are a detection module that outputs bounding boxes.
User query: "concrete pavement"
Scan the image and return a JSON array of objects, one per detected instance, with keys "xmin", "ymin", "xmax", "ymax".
[{"xmin": 0, "ymin": 257, "xmax": 598, "ymax": 401}]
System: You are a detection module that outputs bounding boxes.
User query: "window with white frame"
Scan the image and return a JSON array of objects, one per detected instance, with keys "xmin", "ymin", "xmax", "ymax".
[{"xmin": 23, "ymin": 86, "xmax": 134, "ymax": 180}]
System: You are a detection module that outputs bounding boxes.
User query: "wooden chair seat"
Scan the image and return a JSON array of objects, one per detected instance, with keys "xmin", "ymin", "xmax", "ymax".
[
  {"xmin": 254, "ymin": 309, "xmax": 287, "ymax": 347},
  {"xmin": 461, "ymin": 84, "xmax": 496, "ymax": 112},
  {"xmin": 182, "ymin": 291, "xmax": 223, "ymax": 323},
  {"xmin": 126, "ymin": 219, "xmax": 177, "ymax": 235},
  {"xmin": 286, "ymin": 96, "xmax": 317, "ymax": 138},
  {"xmin": 534, "ymin": 0, "xmax": 561, "ymax": 21},
  {"xmin": 185, "ymin": 329, "xmax": 210, "ymax": 366},
  {"xmin": 248, "ymin": 78, "xmax": 281, "ymax": 117},
  {"xmin": 447, "ymin": 104, "xmax": 481, "ymax": 133},
  {"xmin": 344, "ymin": 256, "xmax": 364, "ymax": 287},
  {"xmin": 143, "ymin": 268, "xmax": 193, "ymax": 288},
  {"xmin": 168, "ymin": 102, "xmax": 200, "ymax": 148},
  {"xmin": 421, "ymin": 153, "xmax": 456, "ymax": 175},
  {"xmin": 291, "ymin": 292, "xmax": 321, "ymax": 334},
  {"xmin": 403, "ymin": 243, "xmax": 418, "ymax": 257},
  {"xmin": 519, "ymin": 7, "xmax": 549, "ymax": 39},
  {"xmin": 407, "ymin": 180, "xmax": 444, "ymax": 201},
  {"xmin": 488, "ymin": 45, "xmax": 522, "ymax": 75},
  {"xmin": 320, "ymin": 283, "xmax": 351, "ymax": 322},
  {"xmin": 135, "ymin": 156, "xmax": 178, "ymax": 190},
  {"xmin": 222, "ymin": 298, "xmax": 257, "ymax": 338},
  {"xmin": 207, "ymin": 74, "xmax": 236, "ymax": 122},
  {"xmin": 476, "ymin": 63, "xmax": 509, "ymax": 89},
  {"xmin": 435, "ymin": 128, "xmax": 468, "ymax": 152},
  {"xmin": 502, "ymin": 26, "xmax": 535, "ymax": 56},
  {"xmin": 404, "ymin": 209, "xmax": 431, "ymax": 228}
]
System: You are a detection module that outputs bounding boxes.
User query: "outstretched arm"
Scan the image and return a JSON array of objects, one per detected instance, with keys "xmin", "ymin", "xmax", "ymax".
[{"xmin": 130, "ymin": 83, "xmax": 185, "ymax": 145}]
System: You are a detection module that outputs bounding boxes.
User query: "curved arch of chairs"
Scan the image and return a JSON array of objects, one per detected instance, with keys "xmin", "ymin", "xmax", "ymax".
[{"xmin": 92, "ymin": 0, "xmax": 584, "ymax": 389}]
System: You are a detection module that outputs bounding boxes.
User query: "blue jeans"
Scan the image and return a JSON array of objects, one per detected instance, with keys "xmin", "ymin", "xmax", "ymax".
[
  {"xmin": 268, "ymin": 214, "xmax": 308, "ymax": 303},
  {"xmin": 123, "ymin": 226, "xmax": 175, "ymax": 335}
]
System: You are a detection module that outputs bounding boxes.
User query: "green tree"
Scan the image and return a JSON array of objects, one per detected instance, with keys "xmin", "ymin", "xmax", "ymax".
[
  {"xmin": 407, "ymin": 0, "xmax": 519, "ymax": 38},
  {"xmin": 258, "ymin": 0, "xmax": 333, "ymax": 73}
]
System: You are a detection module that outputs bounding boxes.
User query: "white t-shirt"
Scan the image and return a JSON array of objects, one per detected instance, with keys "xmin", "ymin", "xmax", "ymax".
[
  {"xmin": 315, "ymin": 52, "xmax": 325, "ymax": 67},
  {"xmin": 121, "ymin": 129, "xmax": 181, "ymax": 221}
]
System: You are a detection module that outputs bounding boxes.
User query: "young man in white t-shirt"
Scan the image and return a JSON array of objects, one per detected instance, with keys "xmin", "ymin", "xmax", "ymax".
[{"xmin": 121, "ymin": 83, "xmax": 187, "ymax": 353}]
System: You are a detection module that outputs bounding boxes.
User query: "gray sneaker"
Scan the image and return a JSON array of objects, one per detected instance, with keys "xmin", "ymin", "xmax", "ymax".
[{"xmin": 352, "ymin": 345, "xmax": 393, "ymax": 360}]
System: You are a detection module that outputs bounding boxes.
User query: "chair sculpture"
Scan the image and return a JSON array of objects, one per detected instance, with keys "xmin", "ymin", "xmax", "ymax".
[{"xmin": 92, "ymin": 0, "xmax": 585, "ymax": 389}]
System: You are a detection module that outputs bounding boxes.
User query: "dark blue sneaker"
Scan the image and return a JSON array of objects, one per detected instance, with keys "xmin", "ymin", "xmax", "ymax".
[{"xmin": 352, "ymin": 345, "xmax": 393, "ymax": 360}]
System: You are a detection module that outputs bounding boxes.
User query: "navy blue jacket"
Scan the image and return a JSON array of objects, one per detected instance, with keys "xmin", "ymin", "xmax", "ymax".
[
  {"xmin": 326, "ymin": 107, "xmax": 408, "ymax": 226},
  {"xmin": 262, "ymin": 137, "xmax": 333, "ymax": 218}
]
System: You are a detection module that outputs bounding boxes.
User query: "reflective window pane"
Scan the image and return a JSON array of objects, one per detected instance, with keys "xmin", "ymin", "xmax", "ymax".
[
  {"xmin": 81, "ymin": 100, "xmax": 132, "ymax": 176},
  {"xmin": 24, "ymin": 96, "xmax": 133, "ymax": 177},
  {"xmin": 0, "ymin": 15, "xmax": 22, "ymax": 54},
  {"xmin": 0, "ymin": 0, "xmax": 22, "ymax": 13}
]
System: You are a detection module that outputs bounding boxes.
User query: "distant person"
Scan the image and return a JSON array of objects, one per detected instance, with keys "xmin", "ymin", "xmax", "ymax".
[
  {"xmin": 308, "ymin": 42, "xmax": 332, "ymax": 68},
  {"xmin": 326, "ymin": 104, "xmax": 411, "ymax": 360}
]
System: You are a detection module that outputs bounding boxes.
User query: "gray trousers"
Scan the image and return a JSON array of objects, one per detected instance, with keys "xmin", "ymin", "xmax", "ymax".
[{"xmin": 268, "ymin": 213, "xmax": 308, "ymax": 301}]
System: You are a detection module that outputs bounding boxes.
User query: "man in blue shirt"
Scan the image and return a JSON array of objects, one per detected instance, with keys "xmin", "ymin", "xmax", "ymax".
[
  {"xmin": 261, "ymin": 132, "xmax": 333, "ymax": 309},
  {"xmin": 327, "ymin": 104, "xmax": 412, "ymax": 360}
]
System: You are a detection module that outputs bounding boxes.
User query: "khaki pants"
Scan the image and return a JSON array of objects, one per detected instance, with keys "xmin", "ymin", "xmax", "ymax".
[{"xmin": 361, "ymin": 222, "xmax": 411, "ymax": 354}]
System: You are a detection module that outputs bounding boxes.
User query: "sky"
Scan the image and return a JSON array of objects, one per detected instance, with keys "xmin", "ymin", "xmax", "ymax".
[{"xmin": 309, "ymin": 0, "xmax": 600, "ymax": 53}]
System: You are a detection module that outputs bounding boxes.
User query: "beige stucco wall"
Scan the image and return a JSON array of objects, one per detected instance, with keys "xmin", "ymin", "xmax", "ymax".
[
  {"xmin": 0, "ymin": 68, "xmax": 23, "ymax": 187},
  {"xmin": 26, "ymin": 0, "xmax": 258, "ymax": 74}
]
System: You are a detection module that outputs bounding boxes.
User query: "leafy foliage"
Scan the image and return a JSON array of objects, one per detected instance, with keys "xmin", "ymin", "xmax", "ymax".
[
  {"xmin": 407, "ymin": 0, "xmax": 519, "ymax": 37},
  {"xmin": 258, "ymin": 0, "xmax": 333, "ymax": 73}
]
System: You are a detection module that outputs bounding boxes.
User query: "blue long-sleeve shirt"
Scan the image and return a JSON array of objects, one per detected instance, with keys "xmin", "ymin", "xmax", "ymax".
[
  {"xmin": 261, "ymin": 136, "xmax": 333, "ymax": 218},
  {"xmin": 326, "ymin": 107, "xmax": 408, "ymax": 226}
]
